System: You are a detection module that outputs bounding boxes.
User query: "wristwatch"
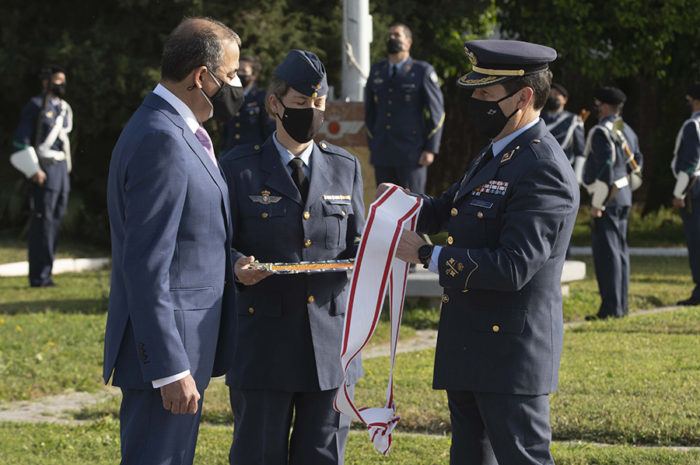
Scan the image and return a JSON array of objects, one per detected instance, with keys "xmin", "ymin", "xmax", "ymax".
[{"xmin": 418, "ymin": 244, "xmax": 434, "ymax": 269}]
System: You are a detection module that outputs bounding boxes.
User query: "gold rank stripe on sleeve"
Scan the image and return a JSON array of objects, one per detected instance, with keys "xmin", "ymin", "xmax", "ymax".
[
  {"xmin": 464, "ymin": 249, "xmax": 479, "ymax": 290},
  {"xmin": 427, "ymin": 112, "xmax": 446, "ymax": 139}
]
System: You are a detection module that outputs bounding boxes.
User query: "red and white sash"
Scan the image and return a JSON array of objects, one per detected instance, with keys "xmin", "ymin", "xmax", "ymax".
[{"xmin": 334, "ymin": 186, "xmax": 423, "ymax": 455}]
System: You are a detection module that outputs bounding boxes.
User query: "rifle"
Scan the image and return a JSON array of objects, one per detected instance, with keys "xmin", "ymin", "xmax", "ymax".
[{"xmin": 611, "ymin": 117, "xmax": 642, "ymax": 191}]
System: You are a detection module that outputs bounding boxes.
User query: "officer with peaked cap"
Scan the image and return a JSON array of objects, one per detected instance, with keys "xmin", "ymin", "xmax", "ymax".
[
  {"xmin": 582, "ymin": 86, "xmax": 643, "ymax": 320},
  {"xmin": 378, "ymin": 39, "xmax": 579, "ymax": 465},
  {"xmin": 671, "ymin": 82, "xmax": 700, "ymax": 305},
  {"xmin": 220, "ymin": 49, "xmax": 364, "ymax": 465}
]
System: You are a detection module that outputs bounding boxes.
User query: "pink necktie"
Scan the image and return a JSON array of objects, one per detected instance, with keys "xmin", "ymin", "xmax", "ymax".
[{"xmin": 194, "ymin": 125, "xmax": 217, "ymax": 166}]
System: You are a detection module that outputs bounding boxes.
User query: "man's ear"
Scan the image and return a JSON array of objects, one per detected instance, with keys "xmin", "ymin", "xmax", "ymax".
[
  {"xmin": 191, "ymin": 66, "xmax": 208, "ymax": 89},
  {"xmin": 518, "ymin": 87, "xmax": 534, "ymax": 110}
]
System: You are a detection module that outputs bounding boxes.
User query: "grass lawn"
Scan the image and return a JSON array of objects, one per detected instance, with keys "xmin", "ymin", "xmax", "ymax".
[
  {"xmin": 75, "ymin": 307, "xmax": 700, "ymax": 449},
  {"xmin": 1, "ymin": 421, "xmax": 699, "ymax": 465},
  {"xmin": 0, "ymin": 233, "xmax": 108, "ymax": 265}
]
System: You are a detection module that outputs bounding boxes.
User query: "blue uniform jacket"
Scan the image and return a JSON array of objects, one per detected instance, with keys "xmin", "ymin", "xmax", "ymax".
[
  {"xmin": 672, "ymin": 112, "xmax": 700, "ymax": 199},
  {"xmin": 417, "ymin": 120, "xmax": 579, "ymax": 395},
  {"xmin": 542, "ymin": 110, "xmax": 584, "ymax": 164},
  {"xmin": 104, "ymin": 92, "xmax": 235, "ymax": 390},
  {"xmin": 220, "ymin": 85, "xmax": 275, "ymax": 154},
  {"xmin": 364, "ymin": 57, "xmax": 445, "ymax": 166},
  {"xmin": 220, "ymin": 138, "xmax": 365, "ymax": 392},
  {"xmin": 13, "ymin": 94, "xmax": 71, "ymax": 191},
  {"xmin": 582, "ymin": 114, "xmax": 643, "ymax": 207}
]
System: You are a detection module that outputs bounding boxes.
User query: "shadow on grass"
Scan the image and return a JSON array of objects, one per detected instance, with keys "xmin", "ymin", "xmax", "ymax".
[{"xmin": 0, "ymin": 298, "xmax": 108, "ymax": 315}]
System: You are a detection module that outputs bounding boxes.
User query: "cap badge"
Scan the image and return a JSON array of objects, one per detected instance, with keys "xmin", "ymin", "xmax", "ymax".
[{"xmin": 464, "ymin": 47, "xmax": 478, "ymax": 65}]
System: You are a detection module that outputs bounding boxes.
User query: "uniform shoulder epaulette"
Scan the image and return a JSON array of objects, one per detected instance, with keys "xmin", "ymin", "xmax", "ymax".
[
  {"xmin": 221, "ymin": 142, "xmax": 264, "ymax": 162},
  {"xmin": 318, "ymin": 140, "xmax": 354, "ymax": 161},
  {"xmin": 529, "ymin": 135, "xmax": 558, "ymax": 161}
]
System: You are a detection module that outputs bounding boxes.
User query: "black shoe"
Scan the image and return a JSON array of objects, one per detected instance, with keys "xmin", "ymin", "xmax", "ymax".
[
  {"xmin": 30, "ymin": 280, "xmax": 56, "ymax": 288},
  {"xmin": 584, "ymin": 314, "xmax": 600, "ymax": 321},
  {"xmin": 676, "ymin": 297, "xmax": 700, "ymax": 306}
]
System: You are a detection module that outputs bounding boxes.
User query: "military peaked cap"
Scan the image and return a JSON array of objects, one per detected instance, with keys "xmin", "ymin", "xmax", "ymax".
[{"xmin": 457, "ymin": 39, "xmax": 557, "ymax": 89}]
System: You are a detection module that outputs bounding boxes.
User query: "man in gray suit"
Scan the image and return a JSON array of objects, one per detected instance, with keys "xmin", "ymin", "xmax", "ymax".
[
  {"xmin": 220, "ymin": 49, "xmax": 364, "ymax": 465},
  {"xmin": 104, "ymin": 17, "xmax": 243, "ymax": 465}
]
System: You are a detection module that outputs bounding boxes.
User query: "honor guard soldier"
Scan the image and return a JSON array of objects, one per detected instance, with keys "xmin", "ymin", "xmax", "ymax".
[
  {"xmin": 381, "ymin": 40, "xmax": 579, "ymax": 465},
  {"xmin": 364, "ymin": 23, "xmax": 445, "ymax": 194},
  {"xmin": 542, "ymin": 82, "xmax": 585, "ymax": 178},
  {"xmin": 220, "ymin": 55, "xmax": 274, "ymax": 154},
  {"xmin": 582, "ymin": 86, "xmax": 643, "ymax": 320},
  {"xmin": 671, "ymin": 82, "xmax": 700, "ymax": 306},
  {"xmin": 11, "ymin": 65, "xmax": 73, "ymax": 287},
  {"xmin": 220, "ymin": 49, "xmax": 365, "ymax": 465}
]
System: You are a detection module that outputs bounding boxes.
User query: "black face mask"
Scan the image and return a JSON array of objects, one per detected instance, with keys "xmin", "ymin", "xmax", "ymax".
[
  {"xmin": 201, "ymin": 70, "xmax": 245, "ymax": 122},
  {"xmin": 386, "ymin": 38, "xmax": 403, "ymax": 54},
  {"xmin": 51, "ymin": 83, "xmax": 66, "ymax": 98},
  {"xmin": 238, "ymin": 74, "xmax": 252, "ymax": 88},
  {"xmin": 467, "ymin": 89, "xmax": 520, "ymax": 140},
  {"xmin": 275, "ymin": 94, "xmax": 325, "ymax": 143},
  {"xmin": 545, "ymin": 96, "xmax": 561, "ymax": 112}
]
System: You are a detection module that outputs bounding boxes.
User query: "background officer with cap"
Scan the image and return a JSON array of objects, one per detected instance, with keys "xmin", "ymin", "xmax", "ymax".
[
  {"xmin": 379, "ymin": 39, "xmax": 579, "ymax": 465},
  {"xmin": 220, "ymin": 54, "xmax": 274, "ymax": 154},
  {"xmin": 582, "ymin": 86, "xmax": 643, "ymax": 320},
  {"xmin": 12, "ymin": 65, "xmax": 73, "ymax": 287},
  {"xmin": 671, "ymin": 82, "xmax": 700, "ymax": 306},
  {"xmin": 220, "ymin": 49, "xmax": 364, "ymax": 465},
  {"xmin": 364, "ymin": 22, "xmax": 445, "ymax": 195},
  {"xmin": 542, "ymin": 82, "xmax": 585, "ymax": 179}
]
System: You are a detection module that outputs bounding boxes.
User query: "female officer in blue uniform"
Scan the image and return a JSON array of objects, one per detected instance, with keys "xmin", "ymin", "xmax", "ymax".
[{"xmin": 220, "ymin": 50, "xmax": 364, "ymax": 465}]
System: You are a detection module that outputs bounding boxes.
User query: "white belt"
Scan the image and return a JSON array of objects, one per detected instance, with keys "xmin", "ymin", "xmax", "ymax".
[
  {"xmin": 38, "ymin": 149, "xmax": 66, "ymax": 162},
  {"xmin": 334, "ymin": 186, "xmax": 423, "ymax": 455},
  {"xmin": 613, "ymin": 176, "xmax": 628, "ymax": 189}
]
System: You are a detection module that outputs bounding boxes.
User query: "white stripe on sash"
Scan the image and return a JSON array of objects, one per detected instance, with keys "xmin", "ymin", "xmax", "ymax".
[{"xmin": 334, "ymin": 186, "xmax": 423, "ymax": 455}]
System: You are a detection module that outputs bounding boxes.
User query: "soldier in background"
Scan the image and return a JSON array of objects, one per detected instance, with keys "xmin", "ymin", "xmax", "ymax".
[
  {"xmin": 12, "ymin": 65, "xmax": 73, "ymax": 288},
  {"xmin": 671, "ymin": 82, "xmax": 700, "ymax": 306},
  {"xmin": 220, "ymin": 55, "xmax": 274, "ymax": 154},
  {"xmin": 582, "ymin": 86, "xmax": 643, "ymax": 320},
  {"xmin": 542, "ymin": 82, "xmax": 585, "ymax": 180},
  {"xmin": 364, "ymin": 23, "xmax": 444, "ymax": 195}
]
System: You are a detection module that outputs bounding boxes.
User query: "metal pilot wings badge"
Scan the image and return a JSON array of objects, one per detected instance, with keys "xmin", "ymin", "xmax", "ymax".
[{"xmin": 249, "ymin": 190, "xmax": 282, "ymax": 204}]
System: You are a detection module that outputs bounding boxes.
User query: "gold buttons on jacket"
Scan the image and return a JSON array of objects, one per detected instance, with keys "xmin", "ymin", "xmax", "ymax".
[
  {"xmin": 386, "ymin": 112, "xmax": 391, "ymax": 117},
  {"xmin": 477, "ymin": 211, "xmax": 484, "ymax": 219},
  {"xmin": 388, "ymin": 100, "xmax": 392, "ymax": 105},
  {"xmin": 235, "ymin": 134, "xmax": 241, "ymax": 139},
  {"xmin": 341, "ymin": 210, "xmax": 346, "ymax": 216},
  {"xmin": 451, "ymin": 208, "xmax": 458, "ymax": 216},
  {"xmin": 386, "ymin": 124, "xmax": 391, "ymax": 130},
  {"xmin": 307, "ymin": 295, "xmax": 315, "ymax": 303},
  {"xmin": 492, "ymin": 325, "xmax": 500, "ymax": 333},
  {"xmin": 235, "ymin": 122, "xmax": 241, "ymax": 127},
  {"xmin": 388, "ymin": 88, "xmax": 393, "ymax": 92},
  {"xmin": 447, "ymin": 236, "xmax": 454, "ymax": 245},
  {"xmin": 248, "ymin": 307, "xmax": 255, "ymax": 314},
  {"xmin": 303, "ymin": 211, "xmax": 311, "ymax": 220},
  {"xmin": 321, "ymin": 143, "xmax": 327, "ymax": 149},
  {"xmin": 304, "ymin": 239, "xmax": 312, "ymax": 248},
  {"xmin": 261, "ymin": 212, "xmax": 269, "ymax": 219},
  {"xmin": 441, "ymin": 294, "xmax": 450, "ymax": 303},
  {"xmin": 254, "ymin": 144, "xmax": 260, "ymax": 150}
]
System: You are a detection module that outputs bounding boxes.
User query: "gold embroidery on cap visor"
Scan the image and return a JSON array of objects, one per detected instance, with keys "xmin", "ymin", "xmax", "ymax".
[{"xmin": 457, "ymin": 74, "xmax": 507, "ymax": 86}]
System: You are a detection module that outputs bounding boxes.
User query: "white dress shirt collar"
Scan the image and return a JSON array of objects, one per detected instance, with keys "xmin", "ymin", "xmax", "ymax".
[
  {"xmin": 153, "ymin": 83, "xmax": 199, "ymax": 134},
  {"xmin": 492, "ymin": 117, "xmax": 539, "ymax": 157}
]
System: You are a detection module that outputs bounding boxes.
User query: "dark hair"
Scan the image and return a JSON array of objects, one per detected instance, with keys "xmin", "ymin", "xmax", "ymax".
[
  {"xmin": 265, "ymin": 76, "xmax": 290, "ymax": 117},
  {"xmin": 240, "ymin": 55, "xmax": 261, "ymax": 74},
  {"xmin": 39, "ymin": 64, "xmax": 66, "ymax": 79},
  {"xmin": 389, "ymin": 23, "xmax": 412, "ymax": 39},
  {"xmin": 161, "ymin": 17, "xmax": 241, "ymax": 82},
  {"xmin": 502, "ymin": 69, "xmax": 552, "ymax": 111}
]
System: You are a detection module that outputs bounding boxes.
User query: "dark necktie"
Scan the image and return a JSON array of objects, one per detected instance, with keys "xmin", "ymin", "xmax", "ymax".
[
  {"xmin": 474, "ymin": 146, "xmax": 494, "ymax": 175},
  {"xmin": 289, "ymin": 157, "xmax": 309, "ymax": 202},
  {"xmin": 390, "ymin": 64, "xmax": 396, "ymax": 80}
]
